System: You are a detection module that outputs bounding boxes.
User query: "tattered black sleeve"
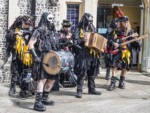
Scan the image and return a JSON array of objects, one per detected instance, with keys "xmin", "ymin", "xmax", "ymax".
[
  {"xmin": 126, "ymin": 30, "xmax": 141, "ymax": 52},
  {"xmin": 31, "ymin": 29, "xmax": 40, "ymax": 41},
  {"xmin": 5, "ymin": 29, "xmax": 15, "ymax": 56},
  {"xmin": 73, "ymin": 28, "xmax": 85, "ymax": 47}
]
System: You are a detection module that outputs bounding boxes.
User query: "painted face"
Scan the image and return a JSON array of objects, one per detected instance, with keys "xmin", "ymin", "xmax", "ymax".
[
  {"xmin": 47, "ymin": 14, "xmax": 54, "ymax": 23},
  {"xmin": 21, "ymin": 16, "xmax": 35, "ymax": 30},
  {"xmin": 22, "ymin": 21, "xmax": 30, "ymax": 29},
  {"xmin": 88, "ymin": 16, "xmax": 93, "ymax": 22},
  {"xmin": 47, "ymin": 14, "xmax": 55, "ymax": 31},
  {"xmin": 88, "ymin": 16, "xmax": 93, "ymax": 25}
]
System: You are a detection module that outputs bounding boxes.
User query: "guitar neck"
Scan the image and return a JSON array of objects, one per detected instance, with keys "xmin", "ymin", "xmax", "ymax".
[
  {"xmin": 121, "ymin": 33, "xmax": 138, "ymax": 40},
  {"xmin": 121, "ymin": 35, "xmax": 131, "ymax": 40},
  {"xmin": 121, "ymin": 35, "xmax": 148, "ymax": 46}
]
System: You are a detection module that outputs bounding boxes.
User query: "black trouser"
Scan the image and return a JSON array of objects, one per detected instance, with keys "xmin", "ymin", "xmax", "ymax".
[
  {"xmin": 105, "ymin": 52, "xmax": 113, "ymax": 67},
  {"xmin": 10, "ymin": 59, "xmax": 22, "ymax": 87},
  {"xmin": 77, "ymin": 68, "xmax": 96, "ymax": 93}
]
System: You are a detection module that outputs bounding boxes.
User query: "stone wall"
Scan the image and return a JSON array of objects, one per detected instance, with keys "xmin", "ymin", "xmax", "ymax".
[
  {"xmin": 18, "ymin": 0, "xmax": 32, "ymax": 16},
  {"xmin": 35, "ymin": 0, "xmax": 60, "ymax": 30},
  {"xmin": 0, "ymin": 0, "xmax": 8, "ymax": 60},
  {"xmin": 0, "ymin": 0, "xmax": 9, "ymax": 83}
]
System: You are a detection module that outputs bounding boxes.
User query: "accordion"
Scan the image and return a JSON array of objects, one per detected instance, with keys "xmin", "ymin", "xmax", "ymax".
[{"xmin": 84, "ymin": 32, "xmax": 108, "ymax": 52}]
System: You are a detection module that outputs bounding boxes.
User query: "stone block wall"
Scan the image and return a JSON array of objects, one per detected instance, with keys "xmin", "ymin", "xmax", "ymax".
[
  {"xmin": 35, "ymin": 0, "xmax": 60, "ymax": 30},
  {"xmin": 18, "ymin": 0, "xmax": 32, "ymax": 16},
  {"xmin": 0, "ymin": 0, "xmax": 9, "ymax": 83}
]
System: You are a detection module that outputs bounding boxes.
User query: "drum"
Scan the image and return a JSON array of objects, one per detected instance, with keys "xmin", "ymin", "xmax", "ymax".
[{"xmin": 43, "ymin": 50, "xmax": 74, "ymax": 75}]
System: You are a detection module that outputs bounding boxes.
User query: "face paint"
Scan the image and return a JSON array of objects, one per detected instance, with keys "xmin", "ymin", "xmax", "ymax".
[
  {"xmin": 88, "ymin": 16, "xmax": 93, "ymax": 22},
  {"xmin": 47, "ymin": 14, "xmax": 54, "ymax": 23},
  {"xmin": 46, "ymin": 14, "xmax": 55, "ymax": 31}
]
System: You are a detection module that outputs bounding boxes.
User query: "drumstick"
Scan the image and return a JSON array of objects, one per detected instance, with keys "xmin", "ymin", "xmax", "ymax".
[{"xmin": 43, "ymin": 63, "xmax": 49, "ymax": 67}]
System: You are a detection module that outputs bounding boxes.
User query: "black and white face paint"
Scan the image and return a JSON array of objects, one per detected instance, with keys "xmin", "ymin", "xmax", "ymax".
[
  {"xmin": 88, "ymin": 16, "xmax": 93, "ymax": 22},
  {"xmin": 47, "ymin": 14, "xmax": 54, "ymax": 23},
  {"xmin": 47, "ymin": 14, "xmax": 55, "ymax": 31}
]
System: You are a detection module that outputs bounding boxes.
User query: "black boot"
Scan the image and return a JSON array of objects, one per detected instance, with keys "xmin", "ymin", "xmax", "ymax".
[
  {"xmin": 9, "ymin": 85, "xmax": 16, "ymax": 96},
  {"xmin": 118, "ymin": 76, "xmax": 125, "ymax": 89},
  {"xmin": 88, "ymin": 90, "xmax": 102, "ymax": 95},
  {"xmin": 34, "ymin": 92, "xmax": 46, "ymax": 111},
  {"xmin": 76, "ymin": 91, "xmax": 82, "ymax": 98},
  {"xmin": 76, "ymin": 77, "xmax": 84, "ymax": 98},
  {"xmin": 108, "ymin": 76, "xmax": 116, "ymax": 91},
  {"xmin": 105, "ymin": 68, "xmax": 110, "ymax": 80},
  {"xmin": 9, "ymin": 74, "xmax": 17, "ymax": 96},
  {"xmin": 42, "ymin": 91, "xmax": 55, "ymax": 106},
  {"xmin": 88, "ymin": 76, "xmax": 102, "ymax": 95}
]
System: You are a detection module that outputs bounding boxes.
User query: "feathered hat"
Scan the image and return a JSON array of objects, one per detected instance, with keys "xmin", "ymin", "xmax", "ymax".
[{"xmin": 114, "ymin": 6, "xmax": 129, "ymax": 22}]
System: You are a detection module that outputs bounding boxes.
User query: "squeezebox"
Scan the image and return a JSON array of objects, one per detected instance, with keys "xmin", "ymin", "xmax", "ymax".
[{"xmin": 84, "ymin": 32, "xmax": 108, "ymax": 52}]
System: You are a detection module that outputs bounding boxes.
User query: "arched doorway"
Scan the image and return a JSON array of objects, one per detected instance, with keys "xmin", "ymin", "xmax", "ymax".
[{"xmin": 97, "ymin": 0, "xmax": 145, "ymax": 70}]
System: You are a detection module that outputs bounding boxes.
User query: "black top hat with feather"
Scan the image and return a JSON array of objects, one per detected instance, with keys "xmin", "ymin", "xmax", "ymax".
[{"xmin": 61, "ymin": 20, "xmax": 71, "ymax": 27}]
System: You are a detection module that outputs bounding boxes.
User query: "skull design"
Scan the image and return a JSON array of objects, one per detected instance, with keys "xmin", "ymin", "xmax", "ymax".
[{"xmin": 47, "ymin": 14, "xmax": 54, "ymax": 23}]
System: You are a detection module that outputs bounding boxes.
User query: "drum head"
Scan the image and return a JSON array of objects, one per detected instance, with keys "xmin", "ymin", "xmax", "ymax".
[{"xmin": 43, "ymin": 51, "xmax": 62, "ymax": 75}]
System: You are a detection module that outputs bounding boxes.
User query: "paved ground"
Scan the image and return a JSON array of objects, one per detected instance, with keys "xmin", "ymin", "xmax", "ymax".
[{"xmin": 1, "ymin": 69, "xmax": 150, "ymax": 113}]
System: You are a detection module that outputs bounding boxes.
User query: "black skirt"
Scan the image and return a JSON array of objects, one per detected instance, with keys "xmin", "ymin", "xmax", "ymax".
[
  {"xmin": 74, "ymin": 47, "xmax": 100, "ymax": 77},
  {"xmin": 112, "ymin": 51, "xmax": 130, "ymax": 70}
]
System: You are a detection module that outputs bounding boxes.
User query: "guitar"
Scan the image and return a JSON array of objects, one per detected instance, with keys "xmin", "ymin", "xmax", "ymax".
[
  {"xmin": 109, "ymin": 35, "xmax": 148, "ymax": 55},
  {"xmin": 105, "ymin": 33, "xmax": 138, "ymax": 54}
]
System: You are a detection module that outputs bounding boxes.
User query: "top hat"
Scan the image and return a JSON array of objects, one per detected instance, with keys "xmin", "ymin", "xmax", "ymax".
[
  {"xmin": 61, "ymin": 20, "xmax": 71, "ymax": 27},
  {"xmin": 116, "ymin": 16, "xmax": 129, "ymax": 22}
]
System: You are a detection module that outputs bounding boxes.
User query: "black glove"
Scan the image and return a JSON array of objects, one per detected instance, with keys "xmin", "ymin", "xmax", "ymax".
[{"xmin": 30, "ymin": 48, "xmax": 40, "ymax": 62}]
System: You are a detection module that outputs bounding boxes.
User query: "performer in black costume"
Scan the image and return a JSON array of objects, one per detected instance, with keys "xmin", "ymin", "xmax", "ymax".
[
  {"xmin": 51, "ymin": 20, "xmax": 73, "ymax": 90},
  {"xmin": 73, "ymin": 13, "xmax": 102, "ymax": 98},
  {"xmin": 104, "ymin": 18, "xmax": 118, "ymax": 80},
  {"xmin": 58, "ymin": 20, "xmax": 72, "ymax": 50},
  {"xmin": 108, "ymin": 16, "xmax": 141, "ymax": 91},
  {"xmin": 5, "ymin": 15, "xmax": 35, "ymax": 96},
  {"xmin": 58, "ymin": 20, "xmax": 75, "ymax": 86},
  {"xmin": 28, "ymin": 12, "xmax": 58, "ymax": 111}
]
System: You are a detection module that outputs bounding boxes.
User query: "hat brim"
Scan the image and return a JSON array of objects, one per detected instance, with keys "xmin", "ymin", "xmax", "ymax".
[
  {"xmin": 61, "ymin": 23, "xmax": 71, "ymax": 27},
  {"xmin": 116, "ymin": 17, "xmax": 129, "ymax": 22}
]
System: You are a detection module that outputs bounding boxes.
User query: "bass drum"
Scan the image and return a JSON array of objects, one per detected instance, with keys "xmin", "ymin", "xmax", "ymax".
[{"xmin": 43, "ymin": 50, "xmax": 74, "ymax": 75}]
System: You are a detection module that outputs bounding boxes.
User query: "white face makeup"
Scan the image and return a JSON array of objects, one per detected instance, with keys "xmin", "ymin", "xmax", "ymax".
[
  {"xmin": 88, "ymin": 16, "xmax": 93, "ymax": 21},
  {"xmin": 47, "ymin": 14, "xmax": 54, "ymax": 23}
]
